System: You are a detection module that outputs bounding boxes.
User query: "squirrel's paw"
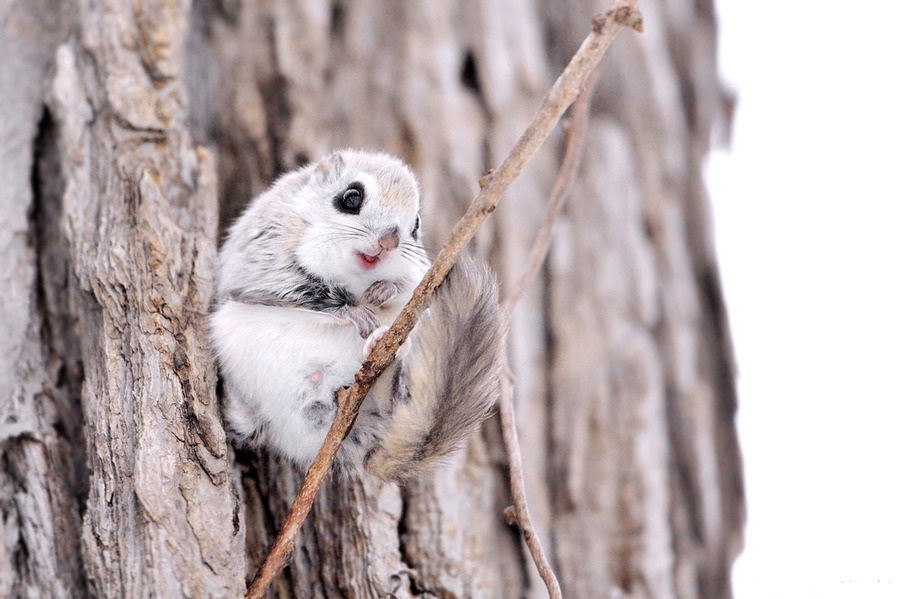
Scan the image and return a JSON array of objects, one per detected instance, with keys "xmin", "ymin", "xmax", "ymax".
[
  {"xmin": 362, "ymin": 280, "xmax": 399, "ymax": 308},
  {"xmin": 363, "ymin": 326, "xmax": 411, "ymax": 361},
  {"xmin": 337, "ymin": 305, "xmax": 380, "ymax": 338}
]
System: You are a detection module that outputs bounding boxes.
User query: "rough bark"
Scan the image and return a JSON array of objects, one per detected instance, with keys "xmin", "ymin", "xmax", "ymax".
[
  {"xmin": 1, "ymin": 2, "xmax": 83, "ymax": 597},
  {"xmin": 3, "ymin": 0, "xmax": 246, "ymax": 596},
  {"xmin": 1, "ymin": 0, "xmax": 742, "ymax": 598}
]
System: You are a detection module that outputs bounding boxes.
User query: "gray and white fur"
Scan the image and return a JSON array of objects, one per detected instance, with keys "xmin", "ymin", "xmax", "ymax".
[{"xmin": 209, "ymin": 149, "xmax": 506, "ymax": 481}]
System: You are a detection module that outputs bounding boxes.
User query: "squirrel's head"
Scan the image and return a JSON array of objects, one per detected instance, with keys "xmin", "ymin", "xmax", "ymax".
[{"xmin": 272, "ymin": 149, "xmax": 428, "ymax": 294}]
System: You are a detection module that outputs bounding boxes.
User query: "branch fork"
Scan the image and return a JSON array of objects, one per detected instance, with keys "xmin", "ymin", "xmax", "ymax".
[{"xmin": 245, "ymin": 3, "xmax": 642, "ymax": 597}]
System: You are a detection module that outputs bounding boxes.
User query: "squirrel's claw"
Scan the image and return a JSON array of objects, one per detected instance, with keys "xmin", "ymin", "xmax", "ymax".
[
  {"xmin": 362, "ymin": 280, "xmax": 400, "ymax": 307},
  {"xmin": 337, "ymin": 305, "xmax": 380, "ymax": 338}
]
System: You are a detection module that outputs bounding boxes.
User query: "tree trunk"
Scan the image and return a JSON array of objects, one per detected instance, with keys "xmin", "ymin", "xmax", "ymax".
[{"xmin": 1, "ymin": 0, "xmax": 743, "ymax": 598}]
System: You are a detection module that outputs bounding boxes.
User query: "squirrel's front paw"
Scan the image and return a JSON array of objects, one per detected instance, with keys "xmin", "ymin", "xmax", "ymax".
[
  {"xmin": 337, "ymin": 305, "xmax": 380, "ymax": 338},
  {"xmin": 362, "ymin": 280, "xmax": 400, "ymax": 308},
  {"xmin": 363, "ymin": 326, "xmax": 412, "ymax": 361}
]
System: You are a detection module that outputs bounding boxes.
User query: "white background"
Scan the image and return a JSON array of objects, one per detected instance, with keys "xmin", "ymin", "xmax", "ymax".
[{"xmin": 707, "ymin": 2, "xmax": 900, "ymax": 598}]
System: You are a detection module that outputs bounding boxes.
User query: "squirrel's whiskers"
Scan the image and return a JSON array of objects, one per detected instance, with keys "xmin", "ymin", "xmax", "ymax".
[{"xmin": 209, "ymin": 149, "xmax": 506, "ymax": 481}]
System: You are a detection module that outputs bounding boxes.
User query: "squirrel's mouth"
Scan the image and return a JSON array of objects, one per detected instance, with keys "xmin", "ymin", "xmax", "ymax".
[{"xmin": 356, "ymin": 251, "xmax": 381, "ymax": 271}]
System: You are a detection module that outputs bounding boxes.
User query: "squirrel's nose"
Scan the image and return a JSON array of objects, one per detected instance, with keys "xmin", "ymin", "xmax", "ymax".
[{"xmin": 378, "ymin": 228, "xmax": 399, "ymax": 252}]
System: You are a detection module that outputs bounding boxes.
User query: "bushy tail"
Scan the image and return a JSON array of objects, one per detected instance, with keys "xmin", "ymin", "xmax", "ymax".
[{"xmin": 364, "ymin": 255, "xmax": 507, "ymax": 482}]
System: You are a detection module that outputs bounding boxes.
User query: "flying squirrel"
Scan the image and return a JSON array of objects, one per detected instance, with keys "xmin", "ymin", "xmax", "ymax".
[{"xmin": 209, "ymin": 149, "xmax": 507, "ymax": 481}]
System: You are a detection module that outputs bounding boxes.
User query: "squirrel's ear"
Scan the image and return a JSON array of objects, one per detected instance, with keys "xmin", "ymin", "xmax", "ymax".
[{"xmin": 314, "ymin": 152, "xmax": 344, "ymax": 180}]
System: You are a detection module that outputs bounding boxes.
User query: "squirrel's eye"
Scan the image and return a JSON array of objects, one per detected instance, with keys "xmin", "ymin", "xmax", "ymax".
[
  {"xmin": 342, "ymin": 189, "xmax": 361, "ymax": 208},
  {"xmin": 411, "ymin": 215, "xmax": 420, "ymax": 240},
  {"xmin": 335, "ymin": 183, "xmax": 364, "ymax": 214}
]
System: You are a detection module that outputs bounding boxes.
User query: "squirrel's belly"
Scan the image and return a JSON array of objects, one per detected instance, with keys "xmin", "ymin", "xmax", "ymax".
[{"xmin": 209, "ymin": 300, "xmax": 364, "ymax": 413}]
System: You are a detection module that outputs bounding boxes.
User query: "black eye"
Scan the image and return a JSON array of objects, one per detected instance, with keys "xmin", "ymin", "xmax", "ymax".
[
  {"xmin": 411, "ymin": 215, "xmax": 420, "ymax": 240},
  {"xmin": 335, "ymin": 183, "xmax": 364, "ymax": 214}
]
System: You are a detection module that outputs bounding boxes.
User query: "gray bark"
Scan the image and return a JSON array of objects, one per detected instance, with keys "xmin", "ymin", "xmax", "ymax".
[
  {"xmin": 1, "ymin": 0, "xmax": 742, "ymax": 598},
  {"xmin": 1, "ymin": 2, "xmax": 83, "ymax": 597}
]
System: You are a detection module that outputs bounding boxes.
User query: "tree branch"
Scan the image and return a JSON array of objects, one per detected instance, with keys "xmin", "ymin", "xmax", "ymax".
[
  {"xmin": 497, "ymin": 57, "xmax": 603, "ymax": 599},
  {"xmin": 502, "ymin": 65, "xmax": 601, "ymax": 313},
  {"xmin": 245, "ymin": 3, "xmax": 642, "ymax": 597},
  {"xmin": 498, "ymin": 6, "xmax": 641, "ymax": 599}
]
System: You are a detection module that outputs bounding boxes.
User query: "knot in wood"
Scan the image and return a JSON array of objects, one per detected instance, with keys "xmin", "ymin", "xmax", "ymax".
[
  {"xmin": 479, "ymin": 169, "xmax": 495, "ymax": 189},
  {"xmin": 591, "ymin": 14, "xmax": 607, "ymax": 34},
  {"xmin": 612, "ymin": 7, "xmax": 644, "ymax": 32}
]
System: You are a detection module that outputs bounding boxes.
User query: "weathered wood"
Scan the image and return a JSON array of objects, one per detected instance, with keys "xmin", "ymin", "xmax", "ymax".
[
  {"xmin": 0, "ymin": 3, "xmax": 82, "ymax": 598},
  {"xmin": 41, "ymin": 1, "xmax": 246, "ymax": 595}
]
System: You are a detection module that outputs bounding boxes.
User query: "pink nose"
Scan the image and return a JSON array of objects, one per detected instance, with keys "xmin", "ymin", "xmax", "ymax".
[{"xmin": 378, "ymin": 231, "xmax": 399, "ymax": 251}]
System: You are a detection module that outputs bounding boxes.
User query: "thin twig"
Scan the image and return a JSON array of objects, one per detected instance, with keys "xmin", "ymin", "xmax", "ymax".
[
  {"xmin": 502, "ymin": 67, "xmax": 600, "ymax": 312},
  {"xmin": 245, "ymin": 4, "xmax": 642, "ymax": 598},
  {"xmin": 500, "ymin": 374, "xmax": 563, "ymax": 597},
  {"xmin": 496, "ymin": 61, "xmax": 601, "ymax": 599},
  {"xmin": 497, "ymin": 6, "xmax": 642, "ymax": 598}
]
